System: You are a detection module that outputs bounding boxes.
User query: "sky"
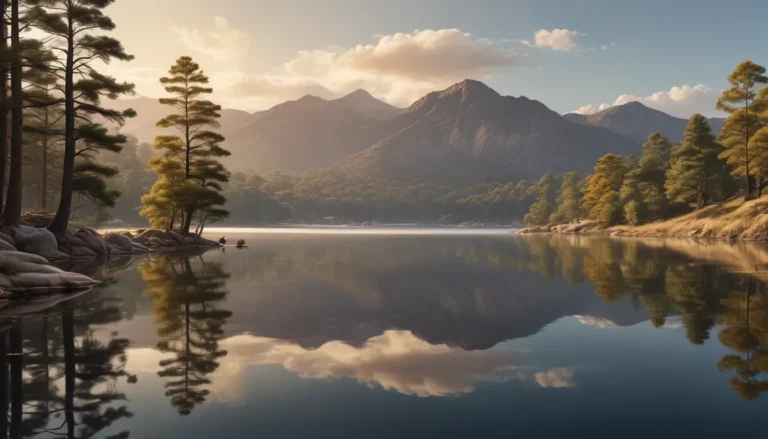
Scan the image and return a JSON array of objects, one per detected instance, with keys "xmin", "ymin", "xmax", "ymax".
[{"xmin": 103, "ymin": 0, "xmax": 768, "ymax": 117}]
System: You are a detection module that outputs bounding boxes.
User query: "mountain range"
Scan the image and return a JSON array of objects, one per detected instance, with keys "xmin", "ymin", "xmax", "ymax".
[
  {"xmin": 563, "ymin": 102, "xmax": 724, "ymax": 144},
  {"xmin": 109, "ymin": 80, "xmax": 722, "ymax": 184}
]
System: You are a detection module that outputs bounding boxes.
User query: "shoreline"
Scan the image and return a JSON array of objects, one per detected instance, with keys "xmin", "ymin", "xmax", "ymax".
[{"xmin": 519, "ymin": 195, "xmax": 768, "ymax": 243}]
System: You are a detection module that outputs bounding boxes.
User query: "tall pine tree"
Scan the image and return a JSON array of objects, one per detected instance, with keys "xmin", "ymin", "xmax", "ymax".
[
  {"xmin": 142, "ymin": 56, "xmax": 230, "ymax": 234},
  {"xmin": 716, "ymin": 61, "xmax": 768, "ymax": 200},
  {"xmin": 666, "ymin": 114, "xmax": 726, "ymax": 208},
  {"xmin": 30, "ymin": 0, "xmax": 135, "ymax": 238}
]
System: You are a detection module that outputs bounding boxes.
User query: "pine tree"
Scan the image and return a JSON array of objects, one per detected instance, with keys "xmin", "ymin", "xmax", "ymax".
[
  {"xmin": 524, "ymin": 173, "xmax": 556, "ymax": 226},
  {"xmin": 642, "ymin": 132, "xmax": 674, "ymax": 167},
  {"xmin": 666, "ymin": 114, "xmax": 726, "ymax": 208},
  {"xmin": 619, "ymin": 134, "xmax": 671, "ymax": 224},
  {"xmin": 30, "ymin": 0, "xmax": 135, "ymax": 238},
  {"xmin": 1, "ymin": 0, "xmax": 26, "ymax": 226},
  {"xmin": 716, "ymin": 61, "xmax": 768, "ymax": 200},
  {"xmin": 582, "ymin": 154, "xmax": 628, "ymax": 226},
  {"xmin": 549, "ymin": 171, "xmax": 581, "ymax": 224},
  {"xmin": 142, "ymin": 56, "xmax": 230, "ymax": 234}
]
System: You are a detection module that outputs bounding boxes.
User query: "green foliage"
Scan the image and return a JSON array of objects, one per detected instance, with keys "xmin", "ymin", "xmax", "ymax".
[
  {"xmin": 666, "ymin": 114, "xmax": 726, "ymax": 209},
  {"xmin": 142, "ymin": 56, "xmax": 230, "ymax": 234},
  {"xmin": 716, "ymin": 60, "xmax": 768, "ymax": 200},
  {"xmin": 582, "ymin": 154, "xmax": 628, "ymax": 226},
  {"xmin": 550, "ymin": 171, "xmax": 582, "ymax": 224},
  {"xmin": 30, "ymin": 0, "xmax": 135, "ymax": 236},
  {"xmin": 524, "ymin": 173, "xmax": 556, "ymax": 226},
  {"xmin": 642, "ymin": 132, "xmax": 674, "ymax": 167}
]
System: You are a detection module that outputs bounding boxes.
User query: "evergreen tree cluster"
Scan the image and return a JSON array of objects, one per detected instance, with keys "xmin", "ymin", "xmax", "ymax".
[
  {"xmin": 530, "ymin": 60, "xmax": 768, "ymax": 228},
  {"xmin": 0, "ymin": 1, "xmax": 230, "ymax": 237}
]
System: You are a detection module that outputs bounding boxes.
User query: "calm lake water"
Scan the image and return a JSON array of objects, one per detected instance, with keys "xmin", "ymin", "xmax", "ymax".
[{"xmin": 2, "ymin": 229, "xmax": 768, "ymax": 438}]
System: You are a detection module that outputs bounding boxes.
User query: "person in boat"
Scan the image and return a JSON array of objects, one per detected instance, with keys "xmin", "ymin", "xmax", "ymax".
[{"xmin": 218, "ymin": 236, "xmax": 226, "ymax": 245}]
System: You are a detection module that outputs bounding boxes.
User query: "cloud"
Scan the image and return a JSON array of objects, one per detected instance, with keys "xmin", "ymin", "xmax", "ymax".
[
  {"xmin": 535, "ymin": 368, "xmax": 576, "ymax": 388},
  {"xmin": 571, "ymin": 84, "xmax": 720, "ymax": 118},
  {"xmin": 226, "ymin": 75, "xmax": 337, "ymax": 100},
  {"xmin": 217, "ymin": 29, "xmax": 518, "ymax": 108},
  {"xmin": 574, "ymin": 315, "xmax": 617, "ymax": 329},
  {"xmin": 530, "ymin": 29, "xmax": 582, "ymax": 52},
  {"xmin": 171, "ymin": 17, "xmax": 249, "ymax": 63},
  {"xmin": 125, "ymin": 330, "xmax": 574, "ymax": 401}
]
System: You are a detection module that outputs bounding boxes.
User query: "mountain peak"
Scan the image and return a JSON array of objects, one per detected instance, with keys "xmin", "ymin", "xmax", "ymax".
[
  {"xmin": 346, "ymin": 89, "xmax": 374, "ymax": 99},
  {"xmin": 330, "ymin": 89, "xmax": 403, "ymax": 119},
  {"xmin": 442, "ymin": 79, "xmax": 498, "ymax": 98}
]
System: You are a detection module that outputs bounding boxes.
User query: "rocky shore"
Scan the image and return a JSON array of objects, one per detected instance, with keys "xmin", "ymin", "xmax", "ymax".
[{"xmin": 0, "ymin": 224, "xmax": 219, "ymax": 297}]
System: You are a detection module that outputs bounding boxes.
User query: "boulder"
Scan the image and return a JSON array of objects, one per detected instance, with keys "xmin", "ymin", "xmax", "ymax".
[
  {"xmin": 7, "ymin": 226, "xmax": 68, "ymax": 259},
  {"xmin": 0, "ymin": 251, "xmax": 49, "ymax": 265},
  {"xmin": 0, "ymin": 231, "xmax": 14, "ymax": 247},
  {"xmin": 74, "ymin": 229, "xmax": 109, "ymax": 255},
  {"xmin": 70, "ymin": 246, "xmax": 98, "ymax": 257},
  {"xmin": 130, "ymin": 242, "xmax": 149, "ymax": 253},
  {"xmin": 0, "ymin": 250, "xmax": 99, "ymax": 291},
  {"xmin": 0, "ymin": 239, "xmax": 16, "ymax": 251},
  {"xmin": 103, "ymin": 232, "xmax": 133, "ymax": 252},
  {"xmin": 0, "ymin": 272, "xmax": 98, "ymax": 290}
]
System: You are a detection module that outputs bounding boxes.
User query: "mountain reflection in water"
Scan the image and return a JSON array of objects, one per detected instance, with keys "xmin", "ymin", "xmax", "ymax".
[{"xmin": 0, "ymin": 232, "xmax": 766, "ymax": 438}]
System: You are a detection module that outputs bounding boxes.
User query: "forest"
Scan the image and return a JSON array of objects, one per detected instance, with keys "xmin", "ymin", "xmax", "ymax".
[
  {"xmin": 523, "ymin": 61, "xmax": 768, "ymax": 229},
  {"xmin": 1, "ymin": 0, "xmax": 230, "ymax": 238}
]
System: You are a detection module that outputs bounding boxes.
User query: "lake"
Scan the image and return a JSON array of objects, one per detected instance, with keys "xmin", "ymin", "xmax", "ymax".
[{"xmin": 2, "ymin": 229, "xmax": 768, "ymax": 438}]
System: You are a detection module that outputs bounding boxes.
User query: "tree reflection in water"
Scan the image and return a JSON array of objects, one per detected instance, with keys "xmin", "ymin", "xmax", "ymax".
[
  {"xmin": 140, "ymin": 255, "xmax": 232, "ymax": 416},
  {"xmin": 0, "ymin": 234, "xmax": 768, "ymax": 439},
  {"xmin": 0, "ymin": 285, "xmax": 133, "ymax": 439}
]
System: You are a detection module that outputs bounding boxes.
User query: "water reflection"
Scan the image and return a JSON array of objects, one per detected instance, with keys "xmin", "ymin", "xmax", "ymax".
[
  {"xmin": 0, "ymin": 234, "xmax": 767, "ymax": 437},
  {"xmin": 140, "ymin": 255, "xmax": 232, "ymax": 415},
  {"xmin": 0, "ymin": 285, "xmax": 133, "ymax": 438}
]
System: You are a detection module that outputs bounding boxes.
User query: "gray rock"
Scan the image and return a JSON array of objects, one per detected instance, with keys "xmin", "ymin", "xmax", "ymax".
[
  {"xmin": 0, "ymin": 251, "xmax": 49, "ymax": 265},
  {"xmin": 0, "ymin": 239, "xmax": 16, "ymax": 251},
  {"xmin": 0, "ymin": 272, "xmax": 98, "ymax": 290},
  {"xmin": 75, "ymin": 229, "xmax": 109, "ymax": 254},
  {"xmin": 70, "ymin": 246, "xmax": 98, "ymax": 257},
  {"xmin": 0, "ymin": 231, "xmax": 14, "ymax": 246},
  {"xmin": 103, "ymin": 232, "xmax": 133, "ymax": 251},
  {"xmin": 130, "ymin": 242, "xmax": 149, "ymax": 253},
  {"xmin": 9, "ymin": 226, "xmax": 67, "ymax": 259}
]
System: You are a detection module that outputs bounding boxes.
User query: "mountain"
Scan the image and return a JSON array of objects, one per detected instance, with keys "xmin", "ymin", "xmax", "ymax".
[
  {"xmin": 106, "ymin": 96, "xmax": 253, "ymax": 144},
  {"xmin": 563, "ymin": 101, "xmax": 725, "ymax": 144},
  {"xmin": 221, "ymin": 94, "xmax": 399, "ymax": 172},
  {"xmin": 107, "ymin": 91, "xmax": 404, "ymax": 173},
  {"xmin": 328, "ymin": 89, "xmax": 403, "ymax": 119},
  {"xmin": 335, "ymin": 80, "xmax": 640, "ymax": 183}
]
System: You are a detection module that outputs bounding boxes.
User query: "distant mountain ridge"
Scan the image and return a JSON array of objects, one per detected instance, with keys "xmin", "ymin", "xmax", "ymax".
[
  {"xmin": 563, "ymin": 102, "xmax": 725, "ymax": 144},
  {"xmin": 334, "ymin": 80, "xmax": 639, "ymax": 183},
  {"xmin": 109, "ymin": 81, "xmax": 723, "ymax": 183}
]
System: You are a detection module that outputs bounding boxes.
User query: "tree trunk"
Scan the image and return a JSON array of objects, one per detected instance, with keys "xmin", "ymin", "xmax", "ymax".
[
  {"xmin": 0, "ymin": 333, "xmax": 7, "ymax": 439},
  {"xmin": 63, "ymin": 308, "xmax": 75, "ymax": 439},
  {"xmin": 8, "ymin": 323, "xmax": 21, "ymax": 439},
  {"xmin": 48, "ymin": 22, "xmax": 76, "ymax": 238},
  {"xmin": 0, "ymin": 0, "xmax": 7, "ymax": 219},
  {"xmin": 40, "ymin": 103, "xmax": 49, "ymax": 211},
  {"xmin": 1, "ymin": 0, "xmax": 23, "ymax": 227},
  {"xmin": 181, "ymin": 208, "xmax": 193, "ymax": 235}
]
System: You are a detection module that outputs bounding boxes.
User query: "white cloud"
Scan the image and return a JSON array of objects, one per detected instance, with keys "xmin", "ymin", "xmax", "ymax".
[
  {"xmin": 217, "ymin": 29, "xmax": 518, "ymax": 108},
  {"xmin": 125, "ymin": 330, "xmax": 574, "ymax": 401},
  {"xmin": 535, "ymin": 368, "xmax": 576, "ymax": 388},
  {"xmin": 571, "ymin": 84, "xmax": 720, "ymax": 118},
  {"xmin": 171, "ymin": 17, "xmax": 249, "ymax": 63},
  {"xmin": 531, "ymin": 29, "xmax": 582, "ymax": 52},
  {"xmin": 574, "ymin": 315, "xmax": 617, "ymax": 329}
]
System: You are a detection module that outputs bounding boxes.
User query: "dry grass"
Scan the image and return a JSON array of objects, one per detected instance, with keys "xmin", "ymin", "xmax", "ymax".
[{"xmin": 614, "ymin": 196, "xmax": 768, "ymax": 240}]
